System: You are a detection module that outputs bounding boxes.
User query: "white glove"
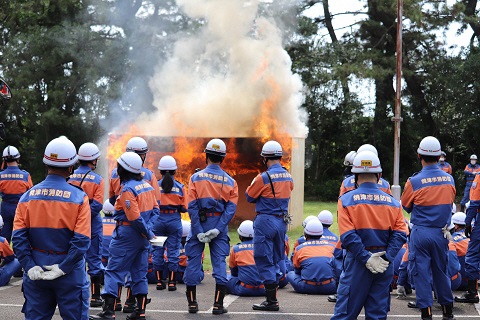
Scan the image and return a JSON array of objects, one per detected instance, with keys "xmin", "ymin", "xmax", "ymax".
[
  {"xmin": 42, "ymin": 264, "xmax": 66, "ymax": 280},
  {"xmin": 442, "ymin": 224, "xmax": 452, "ymax": 241},
  {"xmin": 27, "ymin": 266, "xmax": 44, "ymax": 281},
  {"xmin": 396, "ymin": 285, "xmax": 406, "ymax": 297},
  {"xmin": 197, "ymin": 233, "xmax": 210, "ymax": 243},
  {"xmin": 205, "ymin": 228, "xmax": 220, "ymax": 240},
  {"xmin": 365, "ymin": 251, "xmax": 389, "ymax": 274}
]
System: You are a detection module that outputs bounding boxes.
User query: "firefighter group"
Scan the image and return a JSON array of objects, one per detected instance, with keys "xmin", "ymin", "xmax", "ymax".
[{"xmin": 0, "ymin": 135, "xmax": 477, "ymax": 320}]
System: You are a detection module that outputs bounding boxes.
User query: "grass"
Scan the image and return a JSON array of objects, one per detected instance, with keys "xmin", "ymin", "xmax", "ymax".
[{"xmin": 202, "ymin": 201, "xmax": 337, "ymax": 271}]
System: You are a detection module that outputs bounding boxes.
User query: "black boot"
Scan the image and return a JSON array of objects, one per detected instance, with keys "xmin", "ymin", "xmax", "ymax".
[
  {"xmin": 212, "ymin": 284, "xmax": 228, "ymax": 315},
  {"xmin": 115, "ymin": 286, "xmax": 123, "ymax": 311},
  {"xmin": 168, "ymin": 270, "xmax": 177, "ymax": 291},
  {"xmin": 421, "ymin": 306, "xmax": 432, "ymax": 320},
  {"xmin": 123, "ymin": 287, "xmax": 137, "ymax": 313},
  {"xmin": 252, "ymin": 283, "xmax": 279, "ymax": 311},
  {"xmin": 156, "ymin": 270, "xmax": 166, "ymax": 290},
  {"xmin": 89, "ymin": 295, "xmax": 116, "ymax": 320},
  {"xmin": 455, "ymin": 279, "xmax": 479, "ymax": 303},
  {"xmin": 90, "ymin": 275, "xmax": 103, "ymax": 307},
  {"xmin": 126, "ymin": 294, "xmax": 147, "ymax": 320},
  {"xmin": 186, "ymin": 285, "xmax": 198, "ymax": 313},
  {"xmin": 442, "ymin": 302, "xmax": 456, "ymax": 319}
]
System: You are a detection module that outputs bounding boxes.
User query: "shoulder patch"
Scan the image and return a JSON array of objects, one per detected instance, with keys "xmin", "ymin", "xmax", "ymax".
[{"xmin": 125, "ymin": 200, "xmax": 131, "ymax": 210}]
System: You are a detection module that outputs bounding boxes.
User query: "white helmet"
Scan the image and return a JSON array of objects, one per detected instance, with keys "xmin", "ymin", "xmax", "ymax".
[
  {"xmin": 181, "ymin": 220, "xmax": 191, "ymax": 238},
  {"xmin": 471, "ymin": 154, "xmax": 478, "ymax": 160},
  {"xmin": 78, "ymin": 142, "xmax": 101, "ymax": 161},
  {"xmin": 302, "ymin": 215, "xmax": 318, "ymax": 228},
  {"xmin": 0, "ymin": 214, "xmax": 3, "ymax": 229},
  {"xmin": 318, "ymin": 210, "xmax": 334, "ymax": 225},
  {"xmin": 2, "ymin": 145, "xmax": 20, "ymax": 160},
  {"xmin": 304, "ymin": 219, "xmax": 323, "ymax": 236},
  {"xmin": 417, "ymin": 136, "xmax": 441, "ymax": 156},
  {"xmin": 238, "ymin": 220, "xmax": 254, "ymax": 238},
  {"xmin": 158, "ymin": 155, "xmax": 177, "ymax": 170},
  {"xmin": 43, "ymin": 136, "xmax": 78, "ymax": 167},
  {"xmin": 452, "ymin": 212, "xmax": 466, "ymax": 225},
  {"xmin": 126, "ymin": 137, "xmax": 148, "ymax": 154},
  {"xmin": 343, "ymin": 151, "xmax": 356, "ymax": 166},
  {"xmin": 351, "ymin": 151, "xmax": 382, "ymax": 173},
  {"xmin": 261, "ymin": 140, "xmax": 283, "ymax": 158},
  {"xmin": 117, "ymin": 152, "xmax": 142, "ymax": 174},
  {"xmin": 102, "ymin": 199, "xmax": 115, "ymax": 215},
  {"xmin": 204, "ymin": 138, "xmax": 226, "ymax": 157},
  {"xmin": 357, "ymin": 144, "xmax": 378, "ymax": 156}
]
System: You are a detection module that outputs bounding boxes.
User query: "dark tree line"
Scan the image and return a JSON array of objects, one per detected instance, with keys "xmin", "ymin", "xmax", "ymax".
[{"xmin": 1, "ymin": 1, "xmax": 480, "ymax": 200}]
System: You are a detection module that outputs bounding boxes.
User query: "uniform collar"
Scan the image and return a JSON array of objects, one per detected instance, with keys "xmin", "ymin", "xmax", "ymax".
[
  {"xmin": 422, "ymin": 163, "xmax": 439, "ymax": 170},
  {"xmin": 46, "ymin": 174, "xmax": 69, "ymax": 182},
  {"xmin": 357, "ymin": 182, "xmax": 379, "ymax": 189},
  {"xmin": 267, "ymin": 163, "xmax": 282, "ymax": 171}
]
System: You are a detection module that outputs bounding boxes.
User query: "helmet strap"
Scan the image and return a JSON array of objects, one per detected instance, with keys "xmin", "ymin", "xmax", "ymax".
[
  {"xmin": 91, "ymin": 159, "xmax": 98, "ymax": 170},
  {"xmin": 139, "ymin": 153, "xmax": 146, "ymax": 164}
]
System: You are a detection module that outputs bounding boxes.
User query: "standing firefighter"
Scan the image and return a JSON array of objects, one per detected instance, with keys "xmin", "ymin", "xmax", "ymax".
[
  {"xmin": 184, "ymin": 138, "xmax": 238, "ymax": 315},
  {"xmin": 401, "ymin": 136, "xmax": 456, "ymax": 320},
  {"xmin": 456, "ymin": 156, "xmax": 480, "ymax": 303},
  {"xmin": 91, "ymin": 152, "xmax": 158, "ymax": 320},
  {"xmin": 0, "ymin": 145, "xmax": 33, "ymax": 243},
  {"xmin": 460, "ymin": 154, "xmax": 480, "ymax": 212},
  {"xmin": 246, "ymin": 140, "xmax": 294, "ymax": 312},
  {"xmin": 108, "ymin": 137, "xmax": 161, "ymax": 206},
  {"xmin": 69, "ymin": 142, "xmax": 105, "ymax": 307},
  {"xmin": 439, "ymin": 151, "xmax": 453, "ymax": 175},
  {"xmin": 331, "ymin": 151, "xmax": 407, "ymax": 320},
  {"xmin": 12, "ymin": 136, "xmax": 91, "ymax": 319},
  {"xmin": 153, "ymin": 155, "xmax": 187, "ymax": 291}
]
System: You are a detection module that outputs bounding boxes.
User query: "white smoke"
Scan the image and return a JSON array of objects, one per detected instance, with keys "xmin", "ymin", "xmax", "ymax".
[{"xmin": 137, "ymin": 0, "xmax": 308, "ymax": 138}]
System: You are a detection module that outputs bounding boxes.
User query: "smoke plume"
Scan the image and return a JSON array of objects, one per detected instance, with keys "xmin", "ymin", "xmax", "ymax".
[{"xmin": 137, "ymin": 0, "xmax": 308, "ymax": 138}]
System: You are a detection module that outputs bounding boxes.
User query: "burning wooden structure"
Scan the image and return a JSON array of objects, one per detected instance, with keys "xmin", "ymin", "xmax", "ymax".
[{"xmin": 105, "ymin": 133, "xmax": 305, "ymax": 227}]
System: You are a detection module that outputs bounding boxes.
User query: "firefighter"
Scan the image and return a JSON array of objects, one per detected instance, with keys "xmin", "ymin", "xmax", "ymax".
[
  {"xmin": 0, "ymin": 145, "xmax": 33, "ymax": 243},
  {"xmin": 317, "ymin": 210, "xmax": 338, "ymax": 245},
  {"xmin": 69, "ymin": 142, "xmax": 105, "ymax": 307},
  {"xmin": 152, "ymin": 155, "xmax": 187, "ymax": 291},
  {"xmin": 101, "ymin": 199, "xmax": 123, "ymax": 312},
  {"xmin": 342, "ymin": 151, "xmax": 356, "ymax": 179},
  {"xmin": 246, "ymin": 140, "xmax": 294, "ymax": 312},
  {"xmin": 288, "ymin": 219, "xmax": 336, "ymax": 295},
  {"xmin": 12, "ymin": 136, "xmax": 91, "ymax": 319},
  {"xmin": 450, "ymin": 211, "xmax": 469, "ymax": 291},
  {"xmin": 439, "ymin": 151, "xmax": 453, "ymax": 175},
  {"xmin": 0, "ymin": 215, "xmax": 21, "ymax": 286},
  {"xmin": 292, "ymin": 215, "xmax": 318, "ymax": 257},
  {"xmin": 331, "ymin": 151, "xmax": 407, "ymax": 320},
  {"xmin": 339, "ymin": 144, "xmax": 392, "ymax": 197},
  {"xmin": 227, "ymin": 220, "xmax": 265, "ymax": 296},
  {"xmin": 90, "ymin": 152, "xmax": 158, "ymax": 320},
  {"xmin": 456, "ymin": 163, "xmax": 480, "ymax": 303},
  {"xmin": 460, "ymin": 154, "xmax": 480, "ymax": 212},
  {"xmin": 173, "ymin": 220, "xmax": 201, "ymax": 283},
  {"xmin": 401, "ymin": 136, "xmax": 456, "ymax": 320},
  {"xmin": 107, "ymin": 136, "xmax": 160, "ymax": 312},
  {"xmin": 108, "ymin": 136, "xmax": 161, "ymax": 205},
  {"xmin": 184, "ymin": 138, "xmax": 239, "ymax": 315}
]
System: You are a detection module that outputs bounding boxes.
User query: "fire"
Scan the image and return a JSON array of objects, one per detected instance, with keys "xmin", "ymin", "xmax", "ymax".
[
  {"xmin": 106, "ymin": 60, "xmax": 293, "ymax": 200},
  {"xmin": 106, "ymin": 125, "xmax": 144, "ymax": 173}
]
